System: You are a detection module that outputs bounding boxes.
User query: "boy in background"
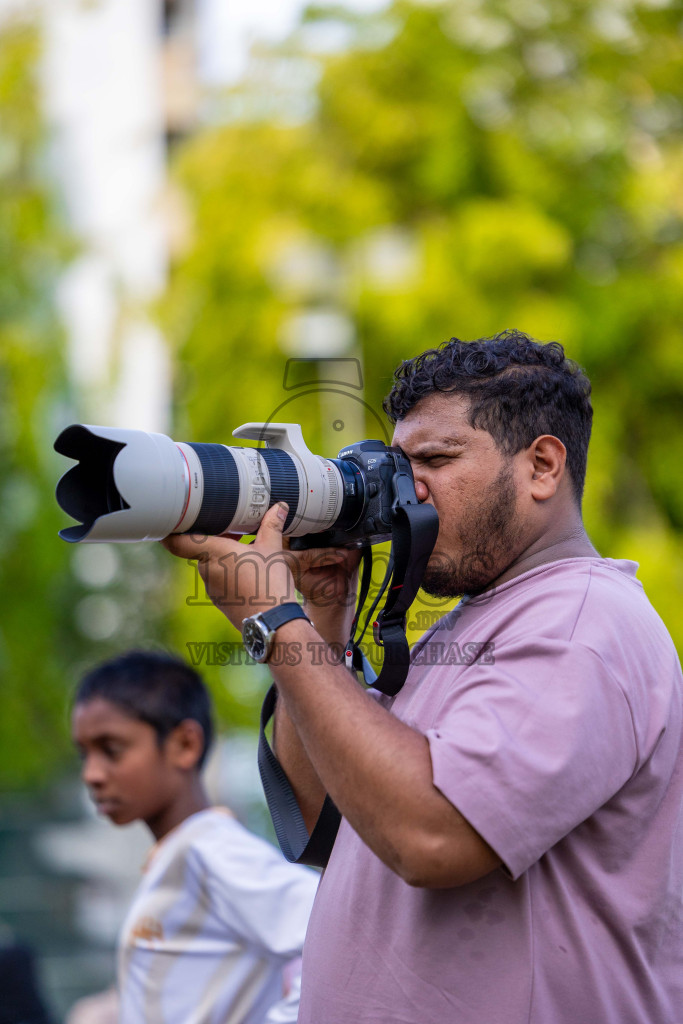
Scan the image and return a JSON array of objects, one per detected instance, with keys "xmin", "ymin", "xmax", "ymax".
[{"xmin": 71, "ymin": 650, "xmax": 318, "ymax": 1024}]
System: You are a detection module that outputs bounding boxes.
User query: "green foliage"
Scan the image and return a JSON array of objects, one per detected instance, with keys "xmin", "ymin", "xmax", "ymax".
[
  {"xmin": 0, "ymin": 22, "xmax": 84, "ymax": 789},
  {"xmin": 160, "ymin": 0, "xmax": 683, "ymax": 709}
]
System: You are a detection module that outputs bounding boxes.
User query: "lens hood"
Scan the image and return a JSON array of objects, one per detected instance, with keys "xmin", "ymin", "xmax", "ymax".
[{"xmin": 54, "ymin": 424, "xmax": 190, "ymax": 542}]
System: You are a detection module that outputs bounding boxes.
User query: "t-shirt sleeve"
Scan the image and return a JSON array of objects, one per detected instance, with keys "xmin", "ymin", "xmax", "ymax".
[
  {"xmin": 196, "ymin": 825, "xmax": 319, "ymax": 961},
  {"xmin": 426, "ymin": 636, "xmax": 639, "ymax": 880}
]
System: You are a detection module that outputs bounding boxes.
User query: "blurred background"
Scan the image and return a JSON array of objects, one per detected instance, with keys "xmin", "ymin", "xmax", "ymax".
[{"xmin": 1, "ymin": 0, "xmax": 682, "ymax": 1017}]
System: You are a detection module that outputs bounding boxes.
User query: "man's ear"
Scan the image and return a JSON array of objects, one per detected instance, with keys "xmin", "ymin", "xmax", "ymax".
[
  {"xmin": 165, "ymin": 720, "xmax": 205, "ymax": 771},
  {"xmin": 526, "ymin": 435, "xmax": 566, "ymax": 502}
]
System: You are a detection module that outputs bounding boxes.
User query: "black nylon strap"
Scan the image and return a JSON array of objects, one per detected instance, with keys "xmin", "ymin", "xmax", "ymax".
[
  {"xmin": 346, "ymin": 548, "xmax": 392, "ymax": 673},
  {"xmin": 365, "ymin": 502, "xmax": 439, "ymax": 696},
  {"xmin": 257, "ymin": 684, "xmax": 341, "ymax": 867},
  {"xmin": 350, "ymin": 547, "xmax": 374, "ymax": 639}
]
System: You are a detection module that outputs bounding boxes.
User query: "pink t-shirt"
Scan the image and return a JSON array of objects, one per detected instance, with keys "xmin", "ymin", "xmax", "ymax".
[{"xmin": 299, "ymin": 558, "xmax": 683, "ymax": 1024}]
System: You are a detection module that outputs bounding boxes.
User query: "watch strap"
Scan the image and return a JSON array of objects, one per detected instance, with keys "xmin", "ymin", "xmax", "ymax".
[{"xmin": 259, "ymin": 602, "xmax": 310, "ymax": 632}]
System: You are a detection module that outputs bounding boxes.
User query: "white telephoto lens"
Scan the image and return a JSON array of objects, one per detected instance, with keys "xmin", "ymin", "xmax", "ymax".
[{"xmin": 55, "ymin": 422, "xmax": 353, "ymax": 543}]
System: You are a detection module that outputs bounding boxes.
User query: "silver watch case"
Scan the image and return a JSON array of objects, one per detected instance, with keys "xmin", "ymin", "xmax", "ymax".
[{"xmin": 241, "ymin": 613, "xmax": 276, "ymax": 663}]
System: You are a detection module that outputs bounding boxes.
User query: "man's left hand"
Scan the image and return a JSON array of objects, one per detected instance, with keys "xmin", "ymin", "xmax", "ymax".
[{"xmin": 161, "ymin": 502, "xmax": 298, "ymax": 630}]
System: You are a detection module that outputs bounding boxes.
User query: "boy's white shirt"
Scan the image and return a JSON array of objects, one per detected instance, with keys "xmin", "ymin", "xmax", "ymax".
[{"xmin": 118, "ymin": 807, "xmax": 319, "ymax": 1024}]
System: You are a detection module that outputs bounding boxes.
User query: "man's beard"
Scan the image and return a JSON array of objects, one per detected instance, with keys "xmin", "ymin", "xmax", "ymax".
[{"xmin": 421, "ymin": 462, "xmax": 523, "ymax": 599}]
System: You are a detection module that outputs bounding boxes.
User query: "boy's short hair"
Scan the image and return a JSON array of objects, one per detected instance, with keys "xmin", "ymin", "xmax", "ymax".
[{"xmin": 74, "ymin": 650, "xmax": 214, "ymax": 768}]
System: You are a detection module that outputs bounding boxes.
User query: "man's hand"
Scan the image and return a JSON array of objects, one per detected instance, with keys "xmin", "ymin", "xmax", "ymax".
[
  {"xmin": 286, "ymin": 542, "xmax": 361, "ymax": 647},
  {"xmin": 161, "ymin": 502, "xmax": 362, "ymax": 644},
  {"xmin": 161, "ymin": 502, "xmax": 298, "ymax": 630}
]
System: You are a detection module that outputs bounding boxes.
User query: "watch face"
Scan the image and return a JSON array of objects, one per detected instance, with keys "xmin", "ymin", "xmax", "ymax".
[{"xmin": 242, "ymin": 618, "xmax": 269, "ymax": 662}]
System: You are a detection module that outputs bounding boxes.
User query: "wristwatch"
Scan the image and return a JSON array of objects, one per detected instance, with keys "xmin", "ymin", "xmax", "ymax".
[{"xmin": 241, "ymin": 603, "xmax": 310, "ymax": 663}]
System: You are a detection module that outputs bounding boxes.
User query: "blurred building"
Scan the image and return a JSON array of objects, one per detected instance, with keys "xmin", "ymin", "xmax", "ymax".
[
  {"xmin": 41, "ymin": 0, "xmax": 196, "ymax": 433},
  {"xmin": 0, "ymin": 0, "xmax": 202, "ymax": 434},
  {"xmin": 162, "ymin": 0, "xmax": 199, "ymax": 140}
]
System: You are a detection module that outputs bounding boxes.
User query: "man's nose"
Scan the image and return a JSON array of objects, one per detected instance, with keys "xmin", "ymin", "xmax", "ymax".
[{"xmin": 414, "ymin": 480, "xmax": 430, "ymax": 502}]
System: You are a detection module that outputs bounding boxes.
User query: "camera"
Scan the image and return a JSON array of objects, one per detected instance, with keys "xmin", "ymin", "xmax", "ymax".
[{"xmin": 54, "ymin": 421, "xmax": 421, "ymax": 548}]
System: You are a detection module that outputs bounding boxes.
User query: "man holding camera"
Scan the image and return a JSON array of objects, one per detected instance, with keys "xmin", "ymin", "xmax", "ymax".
[{"xmin": 164, "ymin": 331, "xmax": 683, "ymax": 1024}]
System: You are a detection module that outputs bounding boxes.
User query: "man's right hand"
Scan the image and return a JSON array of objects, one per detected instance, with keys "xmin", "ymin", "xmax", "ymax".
[{"xmin": 285, "ymin": 543, "xmax": 362, "ymax": 649}]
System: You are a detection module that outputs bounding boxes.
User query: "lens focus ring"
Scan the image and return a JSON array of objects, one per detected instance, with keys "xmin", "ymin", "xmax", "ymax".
[
  {"xmin": 188, "ymin": 444, "xmax": 240, "ymax": 535},
  {"xmin": 260, "ymin": 449, "xmax": 299, "ymax": 531}
]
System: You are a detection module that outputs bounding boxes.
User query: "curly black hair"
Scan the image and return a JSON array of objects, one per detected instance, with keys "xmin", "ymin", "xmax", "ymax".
[
  {"xmin": 74, "ymin": 650, "xmax": 214, "ymax": 768},
  {"xmin": 383, "ymin": 329, "xmax": 593, "ymax": 501}
]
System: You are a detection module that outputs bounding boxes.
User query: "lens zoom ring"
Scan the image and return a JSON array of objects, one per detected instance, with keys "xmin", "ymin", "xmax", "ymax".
[
  {"xmin": 260, "ymin": 449, "xmax": 299, "ymax": 531},
  {"xmin": 188, "ymin": 444, "xmax": 239, "ymax": 535}
]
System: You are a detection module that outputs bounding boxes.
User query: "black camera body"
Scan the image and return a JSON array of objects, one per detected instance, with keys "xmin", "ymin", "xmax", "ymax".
[{"xmin": 293, "ymin": 440, "xmax": 419, "ymax": 549}]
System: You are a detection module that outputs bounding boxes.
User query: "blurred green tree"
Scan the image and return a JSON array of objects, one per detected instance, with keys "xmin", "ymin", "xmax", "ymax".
[
  {"xmin": 0, "ymin": 22, "xmax": 86, "ymax": 789},
  {"xmin": 160, "ymin": 0, "xmax": 683, "ymax": 712}
]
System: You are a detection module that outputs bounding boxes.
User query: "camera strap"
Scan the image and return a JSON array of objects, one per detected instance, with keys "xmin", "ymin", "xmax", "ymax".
[
  {"xmin": 257, "ymin": 499, "xmax": 438, "ymax": 866},
  {"xmin": 347, "ymin": 500, "xmax": 439, "ymax": 696},
  {"xmin": 257, "ymin": 684, "xmax": 341, "ymax": 867}
]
